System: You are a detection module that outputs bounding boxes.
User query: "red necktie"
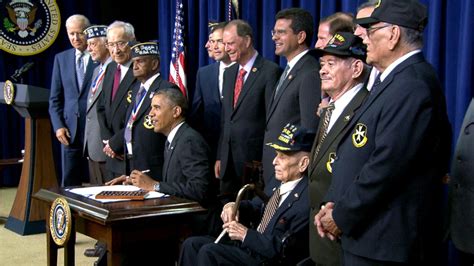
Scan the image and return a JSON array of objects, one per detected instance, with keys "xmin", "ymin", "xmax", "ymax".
[
  {"xmin": 233, "ymin": 68, "xmax": 247, "ymax": 108},
  {"xmin": 111, "ymin": 65, "xmax": 121, "ymax": 101}
]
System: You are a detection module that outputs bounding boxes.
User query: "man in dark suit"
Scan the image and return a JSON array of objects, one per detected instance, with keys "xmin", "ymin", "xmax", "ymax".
[
  {"xmin": 121, "ymin": 42, "xmax": 178, "ymax": 179},
  {"xmin": 190, "ymin": 22, "xmax": 233, "ymax": 161},
  {"xmin": 305, "ymin": 32, "xmax": 369, "ymax": 266},
  {"xmin": 124, "ymin": 88, "xmax": 212, "ymax": 204},
  {"xmin": 180, "ymin": 124, "xmax": 313, "ymax": 266},
  {"xmin": 83, "ymin": 25, "xmax": 112, "ymax": 185},
  {"xmin": 315, "ymin": 1, "xmax": 452, "ymax": 264},
  {"xmin": 448, "ymin": 98, "xmax": 474, "ymax": 266},
  {"xmin": 97, "ymin": 21, "xmax": 137, "ymax": 180},
  {"xmin": 49, "ymin": 14, "xmax": 98, "ymax": 186},
  {"xmin": 215, "ymin": 19, "xmax": 280, "ymax": 201},
  {"xmin": 262, "ymin": 8, "xmax": 321, "ymax": 184}
]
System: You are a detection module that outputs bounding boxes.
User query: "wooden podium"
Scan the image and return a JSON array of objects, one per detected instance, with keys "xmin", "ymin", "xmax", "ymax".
[{"xmin": 0, "ymin": 81, "xmax": 58, "ymax": 235}]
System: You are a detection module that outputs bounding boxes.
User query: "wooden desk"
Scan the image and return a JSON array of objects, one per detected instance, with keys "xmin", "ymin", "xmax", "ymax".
[{"xmin": 34, "ymin": 188, "xmax": 206, "ymax": 266}]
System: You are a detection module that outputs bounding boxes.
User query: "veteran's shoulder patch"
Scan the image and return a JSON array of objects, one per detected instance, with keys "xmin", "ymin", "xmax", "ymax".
[
  {"xmin": 326, "ymin": 152, "xmax": 336, "ymax": 173},
  {"xmin": 352, "ymin": 123, "xmax": 368, "ymax": 148}
]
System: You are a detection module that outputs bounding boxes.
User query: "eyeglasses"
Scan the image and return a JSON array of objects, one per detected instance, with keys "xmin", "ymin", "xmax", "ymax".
[
  {"xmin": 106, "ymin": 41, "xmax": 129, "ymax": 49},
  {"xmin": 271, "ymin": 29, "xmax": 287, "ymax": 37},
  {"xmin": 366, "ymin": 24, "xmax": 392, "ymax": 37}
]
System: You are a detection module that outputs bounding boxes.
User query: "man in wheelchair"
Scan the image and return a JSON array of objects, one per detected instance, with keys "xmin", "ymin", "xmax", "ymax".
[{"xmin": 179, "ymin": 123, "xmax": 313, "ymax": 265}]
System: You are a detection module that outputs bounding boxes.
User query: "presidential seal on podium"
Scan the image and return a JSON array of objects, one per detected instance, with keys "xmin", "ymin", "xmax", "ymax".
[
  {"xmin": 49, "ymin": 197, "xmax": 72, "ymax": 246},
  {"xmin": 3, "ymin": 80, "xmax": 15, "ymax": 105}
]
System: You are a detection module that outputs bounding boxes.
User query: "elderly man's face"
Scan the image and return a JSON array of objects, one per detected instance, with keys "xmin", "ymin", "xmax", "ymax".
[
  {"xmin": 132, "ymin": 56, "xmax": 159, "ymax": 81},
  {"xmin": 272, "ymin": 151, "xmax": 307, "ymax": 183},
  {"xmin": 223, "ymin": 24, "xmax": 250, "ymax": 63},
  {"xmin": 107, "ymin": 27, "xmax": 132, "ymax": 65},
  {"xmin": 319, "ymin": 55, "xmax": 355, "ymax": 97},
  {"xmin": 149, "ymin": 94, "xmax": 177, "ymax": 136},
  {"xmin": 66, "ymin": 21, "xmax": 87, "ymax": 51},
  {"xmin": 362, "ymin": 22, "xmax": 392, "ymax": 68},
  {"xmin": 315, "ymin": 22, "xmax": 330, "ymax": 49},
  {"xmin": 87, "ymin": 37, "xmax": 109, "ymax": 63}
]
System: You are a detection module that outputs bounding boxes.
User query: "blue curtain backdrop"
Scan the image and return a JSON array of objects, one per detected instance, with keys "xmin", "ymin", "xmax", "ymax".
[{"xmin": 0, "ymin": 1, "xmax": 471, "ymax": 184}]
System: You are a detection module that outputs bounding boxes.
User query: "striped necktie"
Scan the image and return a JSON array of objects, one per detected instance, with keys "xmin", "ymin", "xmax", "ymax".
[
  {"xmin": 314, "ymin": 102, "xmax": 335, "ymax": 160},
  {"xmin": 257, "ymin": 187, "xmax": 281, "ymax": 233}
]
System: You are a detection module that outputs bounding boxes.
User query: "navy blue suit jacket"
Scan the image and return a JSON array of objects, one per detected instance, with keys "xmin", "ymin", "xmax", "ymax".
[
  {"xmin": 325, "ymin": 53, "xmax": 451, "ymax": 263},
  {"xmin": 49, "ymin": 48, "xmax": 97, "ymax": 143},
  {"xmin": 239, "ymin": 175, "xmax": 309, "ymax": 261},
  {"xmin": 189, "ymin": 62, "xmax": 221, "ymax": 158}
]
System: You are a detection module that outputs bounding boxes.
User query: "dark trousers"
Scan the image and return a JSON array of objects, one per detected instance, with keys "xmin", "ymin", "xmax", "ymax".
[
  {"xmin": 179, "ymin": 236, "xmax": 262, "ymax": 266},
  {"xmin": 61, "ymin": 139, "xmax": 88, "ymax": 186},
  {"xmin": 342, "ymin": 250, "xmax": 442, "ymax": 266}
]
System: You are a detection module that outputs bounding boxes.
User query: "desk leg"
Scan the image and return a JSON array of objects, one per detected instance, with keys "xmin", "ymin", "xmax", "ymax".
[
  {"xmin": 46, "ymin": 221, "xmax": 58, "ymax": 266},
  {"xmin": 106, "ymin": 227, "xmax": 122, "ymax": 266},
  {"xmin": 64, "ymin": 218, "xmax": 75, "ymax": 266}
]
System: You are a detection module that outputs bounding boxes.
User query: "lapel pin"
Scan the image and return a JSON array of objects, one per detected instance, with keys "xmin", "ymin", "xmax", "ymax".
[
  {"xmin": 288, "ymin": 75, "xmax": 293, "ymax": 80},
  {"xmin": 294, "ymin": 193, "xmax": 299, "ymax": 198},
  {"xmin": 344, "ymin": 115, "xmax": 351, "ymax": 121},
  {"xmin": 252, "ymin": 67, "xmax": 257, "ymax": 72}
]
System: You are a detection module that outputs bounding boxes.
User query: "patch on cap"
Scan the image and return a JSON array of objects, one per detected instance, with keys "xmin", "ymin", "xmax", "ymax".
[
  {"xmin": 131, "ymin": 42, "xmax": 160, "ymax": 58},
  {"xmin": 84, "ymin": 25, "xmax": 108, "ymax": 39}
]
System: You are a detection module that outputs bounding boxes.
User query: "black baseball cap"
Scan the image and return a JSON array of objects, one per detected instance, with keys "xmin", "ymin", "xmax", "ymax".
[
  {"xmin": 355, "ymin": 0, "xmax": 428, "ymax": 31},
  {"xmin": 316, "ymin": 32, "xmax": 367, "ymax": 62},
  {"xmin": 266, "ymin": 124, "xmax": 315, "ymax": 152}
]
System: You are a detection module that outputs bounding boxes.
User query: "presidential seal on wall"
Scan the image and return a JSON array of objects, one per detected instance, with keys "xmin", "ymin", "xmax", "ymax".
[
  {"xmin": 0, "ymin": 0, "xmax": 61, "ymax": 56},
  {"xmin": 49, "ymin": 197, "xmax": 72, "ymax": 246},
  {"xmin": 3, "ymin": 80, "xmax": 15, "ymax": 105}
]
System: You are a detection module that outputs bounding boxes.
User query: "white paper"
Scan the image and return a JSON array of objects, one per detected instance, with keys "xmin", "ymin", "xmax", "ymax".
[{"xmin": 66, "ymin": 185, "xmax": 168, "ymax": 203}]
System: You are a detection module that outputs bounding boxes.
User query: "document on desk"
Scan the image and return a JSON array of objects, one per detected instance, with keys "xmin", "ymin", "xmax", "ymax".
[{"xmin": 67, "ymin": 185, "xmax": 168, "ymax": 203}]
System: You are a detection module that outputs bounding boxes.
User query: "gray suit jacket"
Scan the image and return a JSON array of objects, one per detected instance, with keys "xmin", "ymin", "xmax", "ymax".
[
  {"xmin": 448, "ymin": 98, "xmax": 474, "ymax": 254},
  {"xmin": 308, "ymin": 87, "xmax": 368, "ymax": 265},
  {"xmin": 84, "ymin": 61, "xmax": 111, "ymax": 162}
]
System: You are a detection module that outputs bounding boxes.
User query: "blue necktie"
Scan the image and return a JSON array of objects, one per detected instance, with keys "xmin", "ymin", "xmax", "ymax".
[
  {"xmin": 76, "ymin": 53, "xmax": 85, "ymax": 91},
  {"xmin": 124, "ymin": 86, "xmax": 146, "ymax": 151}
]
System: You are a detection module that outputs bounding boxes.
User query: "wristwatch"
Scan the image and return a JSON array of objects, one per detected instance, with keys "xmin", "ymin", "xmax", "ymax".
[{"xmin": 153, "ymin": 182, "xmax": 160, "ymax": 192}]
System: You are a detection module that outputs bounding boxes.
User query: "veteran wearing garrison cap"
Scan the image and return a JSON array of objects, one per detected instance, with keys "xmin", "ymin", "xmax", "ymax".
[
  {"xmin": 304, "ymin": 32, "xmax": 369, "ymax": 266},
  {"xmin": 106, "ymin": 42, "xmax": 179, "ymax": 184},
  {"xmin": 315, "ymin": 0, "xmax": 452, "ymax": 265},
  {"xmin": 83, "ymin": 25, "xmax": 112, "ymax": 185},
  {"xmin": 180, "ymin": 123, "xmax": 311, "ymax": 265}
]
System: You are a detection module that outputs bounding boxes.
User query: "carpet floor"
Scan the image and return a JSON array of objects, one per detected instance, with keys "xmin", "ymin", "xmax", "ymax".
[{"xmin": 0, "ymin": 187, "xmax": 97, "ymax": 265}]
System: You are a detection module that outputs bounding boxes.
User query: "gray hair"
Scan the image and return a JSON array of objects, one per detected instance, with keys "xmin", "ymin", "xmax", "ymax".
[
  {"xmin": 400, "ymin": 26, "xmax": 423, "ymax": 49},
  {"xmin": 107, "ymin": 20, "xmax": 135, "ymax": 41},
  {"xmin": 65, "ymin": 14, "xmax": 90, "ymax": 30}
]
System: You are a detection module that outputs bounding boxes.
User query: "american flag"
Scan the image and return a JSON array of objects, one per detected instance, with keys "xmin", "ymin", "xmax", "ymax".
[{"xmin": 169, "ymin": 0, "xmax": 187, "ymax": 97}]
